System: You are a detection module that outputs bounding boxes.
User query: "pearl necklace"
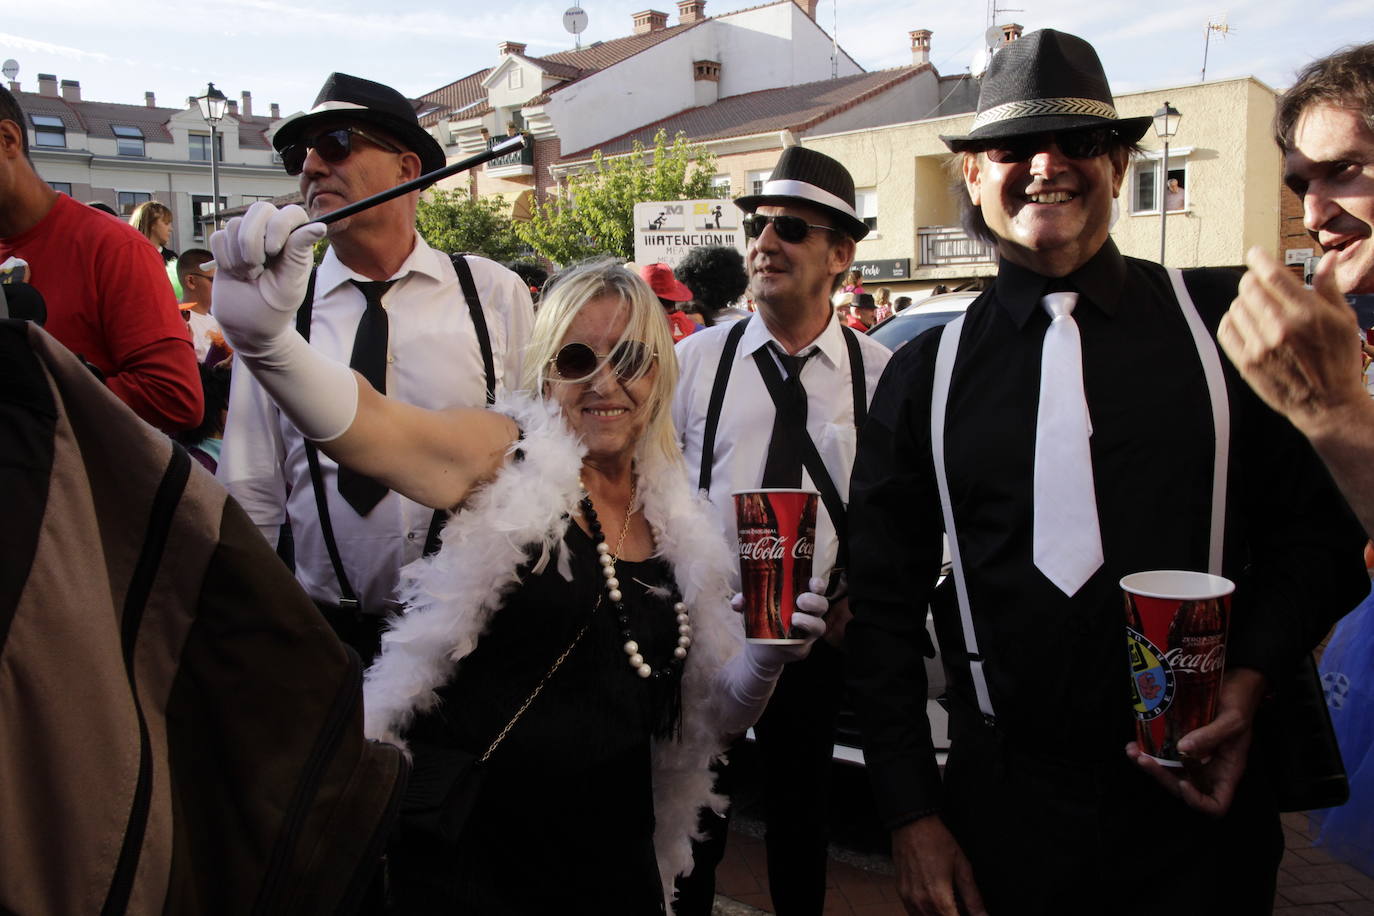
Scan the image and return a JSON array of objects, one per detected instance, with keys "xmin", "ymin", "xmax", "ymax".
[{"xmin": 580, "ymin": 480, "xmax": 692, "ymax": 680}]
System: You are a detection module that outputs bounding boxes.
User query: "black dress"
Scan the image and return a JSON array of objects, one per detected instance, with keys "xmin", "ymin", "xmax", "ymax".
[{"xmin": 390, "ymin": 520, "xmax": 685, "ymax": 915}]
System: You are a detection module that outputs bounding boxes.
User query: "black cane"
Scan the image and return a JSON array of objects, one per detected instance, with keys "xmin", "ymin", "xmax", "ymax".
[{"xmin": 313, "ymin": 133, "xmax": 527, "ymax": 225}]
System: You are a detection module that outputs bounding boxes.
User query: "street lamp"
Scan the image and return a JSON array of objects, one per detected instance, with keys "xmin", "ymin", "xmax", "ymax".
[
  {"xmin": 195, "ymin": 82, "xmax": 229, "ymax": 233},
  {"xmin": 1153, "ymin": 101, "xmax": 1182, "ymax": 264}
]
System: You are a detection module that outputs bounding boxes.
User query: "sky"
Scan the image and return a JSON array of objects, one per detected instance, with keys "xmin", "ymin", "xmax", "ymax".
[{"xmin": 2, "ymin": 0, "xmax": 1371, "ymax": 119}]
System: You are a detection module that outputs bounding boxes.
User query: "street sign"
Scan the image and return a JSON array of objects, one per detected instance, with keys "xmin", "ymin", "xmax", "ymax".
[
  {"xmin": 633, "ymin": 200, "xmax": 744, "ymax": 268},
  {"xmin": 852, "ymin": 258, "xmax": 911, "ymax": 282}
]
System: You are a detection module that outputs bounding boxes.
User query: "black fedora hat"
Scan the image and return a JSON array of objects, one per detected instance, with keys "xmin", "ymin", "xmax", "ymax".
[
  {"xmin": 272, "ymin": 72, "xmax": 446, "ymax": 174},
  {"xmin": 940, "ymin": 30, "xmax": 1151, "ymax": 152},
  {"xmin": 734, "ymin": 146, "xmax": 868, "ymax": 241}
]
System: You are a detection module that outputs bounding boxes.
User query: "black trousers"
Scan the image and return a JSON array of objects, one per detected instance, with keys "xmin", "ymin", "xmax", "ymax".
[
  {"xmin": 940, "ymin": 715, "xmax": 1284, "ymax": 916},
  {"xmin": 675, "ymin": 640, "xmax": 843, "ymax": 916}
]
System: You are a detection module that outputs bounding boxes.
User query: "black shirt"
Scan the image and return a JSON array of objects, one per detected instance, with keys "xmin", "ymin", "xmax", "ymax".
[
  {"xmin": 397, "ymin": 521, "xmax": 683, "ymax": 913},
  {"xmin": 846, "ymin": 240, "xmax": 1367, "ymax": 827}
]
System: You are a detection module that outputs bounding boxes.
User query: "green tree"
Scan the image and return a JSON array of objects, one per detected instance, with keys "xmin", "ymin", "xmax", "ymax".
[
  {"xmin": 516, "ymin": 129, "xmax": 718, "ymax": 265},
  {"xmin": 415, "ymin": 189, "xmax": 527, "ymax": 262}
]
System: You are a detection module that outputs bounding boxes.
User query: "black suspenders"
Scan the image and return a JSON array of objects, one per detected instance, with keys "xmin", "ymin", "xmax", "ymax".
[
  {"xmin": 295, "ymin": 255, "xmax": 496, "ymax": 612},
  {"xmin": 696, "ymin": 316, "xmax": 868, "ymax": 571}
]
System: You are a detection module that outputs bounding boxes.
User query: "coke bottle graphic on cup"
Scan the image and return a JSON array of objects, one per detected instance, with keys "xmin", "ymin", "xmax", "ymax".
[{"xmin": 1162, "ymin": 598, "xmax": 1227, "ymax": 757}]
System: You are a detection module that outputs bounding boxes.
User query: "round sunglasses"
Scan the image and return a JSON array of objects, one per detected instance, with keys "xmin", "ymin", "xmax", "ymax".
[
  {"xmin": 976, "ymin": 127, "xmax": 1118, "ymax": 164},
  {"xmin": 741, "ymin": 213, "xmax": 840, "ymax": 244},
  {"xmin": 548, "ymin": 340, "xmax": 655, "ymax": 383},
  {"xmin": 280, "ymin": 127, "xmax": 404, "ymax": 176}
]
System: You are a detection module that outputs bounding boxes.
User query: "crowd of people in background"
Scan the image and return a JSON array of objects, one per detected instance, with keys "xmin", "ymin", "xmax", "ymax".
[{"xmin": 1, "ymin": 29, "xmax": 1373, "ymax": 916}]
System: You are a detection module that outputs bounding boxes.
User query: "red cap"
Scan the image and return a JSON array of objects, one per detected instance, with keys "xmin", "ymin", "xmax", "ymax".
[{"xmin": 640, "ymin": 263, "xmax": 693, "ymax": 302}]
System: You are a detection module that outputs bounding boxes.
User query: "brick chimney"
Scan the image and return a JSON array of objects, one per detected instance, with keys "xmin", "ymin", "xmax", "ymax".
[
  {"xmin": 145, "ymin": 91, "xmax": 157, "ymax": 107},
  {"xmin": 693, "ymin": 59, "xmax": 720, "ymax": 106},
  {"xmin": 632, "ymin": 9, "xmax": 668, "ymax": 33},
  {"xmin": 1000, "ymin": 23, "xmax": 1023, "ymax": 44},
  {"xmin": 227, "ymin": 99, "xmax": 238, "ymax": 116},
  {"xmin": 270, "ymin": 102, "xmax": 280, "ymax": 119},
  {"xmin": 677, "ymin": 0, "xmax": 706, "ymax": 24},
  {"xmin": 38, "ymin": 74, "xmax": 58, "ymax": 97},
  {"xmin": 60, "ymin": 79, "xmax": 81, "ymax": 102},
  {"xmin": 790, "ymin": 0, "xmax": 818, "ymax": 20},
  {"xmin": 9, "ymin": 81, "xmax": 21, "ymax": 94},
  {"xmin": 241, "ymin": 90, "xmax": 253, "ymax": 118},
  {"xmin": 498, "ymin": 40, "xmax": 527, "ymax": 56},
  {"xmin": 910, "ymin": 29, "xmax": 932, "ymax": 66}
]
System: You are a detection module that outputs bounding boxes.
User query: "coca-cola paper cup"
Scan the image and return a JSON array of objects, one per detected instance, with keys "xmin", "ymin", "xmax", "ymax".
[
  {"xmin": 1121, "ymin": 570, "xmax": 1234, "ymax": 767},
  {"xmin": 734, "ymin": 489, "xmax": 818, "ymax": 644}
]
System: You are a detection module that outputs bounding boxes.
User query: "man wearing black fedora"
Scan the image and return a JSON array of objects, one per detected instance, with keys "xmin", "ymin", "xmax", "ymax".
[
  {"xmin": 672, "ymin": 145, "xmax": 892, "ymax": 915},
  {"xmin": 218, "ymin": 73, "xmax": 534, "ymax": 663},
  {"xmin": 846, "ymin": 29, "xmax": 1365, "ymax": 915}
]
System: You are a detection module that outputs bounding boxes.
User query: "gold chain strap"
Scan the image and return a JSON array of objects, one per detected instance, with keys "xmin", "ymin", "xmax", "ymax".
[{"xmin": 477, "ymin": 479, "xmax": 637, "ymax": 764}]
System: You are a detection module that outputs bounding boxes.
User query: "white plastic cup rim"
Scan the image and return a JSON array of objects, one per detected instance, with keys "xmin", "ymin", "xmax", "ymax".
[{"xmin": 1119, "ymin": 570, "xmax": 1235, "ymax": 601}]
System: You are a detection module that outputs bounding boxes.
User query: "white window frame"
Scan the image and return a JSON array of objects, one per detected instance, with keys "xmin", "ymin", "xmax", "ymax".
[
  {"xmin": 116, "ymin": 191, "xmax": 153, "ymax": 216},
  {"xmin": 188, "ymin": 132, "xmax": 223, "ymax": 162},
  {"xmin": 711, "ymin": 174, "xmax": 731, "ymax": 198},
  {"xmin": 112, "ymin": 125, "xmax": 145, "ymax": 157},
  {"xmin": 507, "ymin": 68, "xmax": 524, "ymax": 91},
  {"xmin": 747, "ymin": 168, "xmax": 772, "ymax": 197},
  {"xmin": 31, "ymin": 115, "xmax": 66, "ymax": 148},
  {"xmin": 1129, "ymin": 147, "xmax": 1193, "ymax": 216},
  {"xmin": 855, "ymin": 187, "xmax": 878, "ymax": 236}
]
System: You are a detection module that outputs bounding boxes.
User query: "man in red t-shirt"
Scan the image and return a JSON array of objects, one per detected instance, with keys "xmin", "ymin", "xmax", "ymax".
[
  {"xmin": 640, "ymin": 262, "xmax": 698, "ymax": 343},
  {"xmin": 0, "ymin": 87, "xmax": 201, "ymax": 432}
]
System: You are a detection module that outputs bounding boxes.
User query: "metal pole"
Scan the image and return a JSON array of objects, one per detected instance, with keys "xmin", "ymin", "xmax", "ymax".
[
  {"xmin": 209, "ymin": 123, "xmax": 222, "ymax": 232},
  {"xmin": 1159, "ymin": 138, "xmax": 1170, "ymax": 264}
]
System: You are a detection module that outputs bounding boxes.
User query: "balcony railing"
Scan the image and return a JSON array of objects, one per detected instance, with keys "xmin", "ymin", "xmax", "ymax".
[
  {"xmin": 918, "ymin": 225, "xmax": 996, "ymax": 267},
  {"xmin": 486, "ymin": 136, "xmax": 535, "ymax": 172}
]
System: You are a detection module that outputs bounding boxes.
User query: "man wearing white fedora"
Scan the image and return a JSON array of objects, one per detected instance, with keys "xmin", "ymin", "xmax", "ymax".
[
  {"xmin": 846, "ymin": 29, "xmax": 1365, "ymax": 915},
  {"xmin": 673, "ymin": 145, "xmax": 891, "ymax": 915}
]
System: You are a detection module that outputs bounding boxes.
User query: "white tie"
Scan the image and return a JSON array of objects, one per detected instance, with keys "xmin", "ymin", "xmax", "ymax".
[{"xmin": 1033, "ymin": 291, "xmax": 1103, "ymax": 596}]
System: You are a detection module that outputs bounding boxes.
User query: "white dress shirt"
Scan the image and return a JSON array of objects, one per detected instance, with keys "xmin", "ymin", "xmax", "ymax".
[
  {"xmin": 185, "ymin": 308, "xmax": 221, "ymax": 361},
  {"xmin": 218, "ymin": 234, "xmax": 535, "ymax": 612},
  {"xmin": 673, "ymin": 313, "xmax": 891, "ymax": 590}
]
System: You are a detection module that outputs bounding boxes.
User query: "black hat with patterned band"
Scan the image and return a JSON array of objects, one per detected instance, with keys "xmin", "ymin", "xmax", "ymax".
[
  {"xmin": 734, "ymin": 146, "xmax": 869, "ymax": 241},
  {"xmin": 940, "ymin": 29, "xmax": 1152, "ymax": 152},
  {"xmin": 272, "ymin": 72, "xmax": 447, "ymax": 174}
]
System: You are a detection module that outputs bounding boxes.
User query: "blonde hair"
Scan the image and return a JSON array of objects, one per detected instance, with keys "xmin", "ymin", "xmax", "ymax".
[
  {"xmin": 520, "ymin": 258, "xmax": 683, "ymax": 474},
  {"xmin": 129, "ymin": 201, "xmax": 173, "ymax": 241}
]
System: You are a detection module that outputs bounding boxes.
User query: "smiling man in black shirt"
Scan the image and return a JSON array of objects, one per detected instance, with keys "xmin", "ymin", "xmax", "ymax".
[{"xmin": 846, "ymin": 30, "xmax": 1367, "ymax": 916}]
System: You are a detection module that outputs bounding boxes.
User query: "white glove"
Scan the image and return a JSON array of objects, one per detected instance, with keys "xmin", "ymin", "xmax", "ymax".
[
  {"xmin": 210, "ymin": 202, "xmax": 324, "ymax": 357},
  {"xmin": 210, "ymin": 202, "xmax": 356, "ymax": 443},
  {"xmin": 714, "ymin": 577, "xmax": 829, "ymax": 734}
]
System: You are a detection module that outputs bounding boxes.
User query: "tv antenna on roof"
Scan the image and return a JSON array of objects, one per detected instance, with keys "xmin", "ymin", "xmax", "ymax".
[
  {"xmin": 564, "ymin": 5, "xmax": 589, "ymax": 50},
  {"xmin": 1200, "ymin": 15, "xmax": 1233, "ymax": 82}
]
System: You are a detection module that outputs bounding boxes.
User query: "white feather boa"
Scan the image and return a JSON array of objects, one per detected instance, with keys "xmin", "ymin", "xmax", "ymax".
[{"xmin": 362, "ymin": 393, "xmax": 742, "ymax": 904}]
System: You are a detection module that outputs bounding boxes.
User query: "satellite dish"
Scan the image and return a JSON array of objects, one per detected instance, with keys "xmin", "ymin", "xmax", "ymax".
[
  {"xmin": 2, "ymin": 60, "xmax": 18, "ymax": 81},
  {"xmin": 970, "ymin": 46, "xmax": 991, "ymax": 78},
  {"xmin": 984, "ymin": 25, "xmax": 1004, "ymax": 48},
  {"xmin": 564, "ymin": 5, "xmax": 588, "ymax": 35}
]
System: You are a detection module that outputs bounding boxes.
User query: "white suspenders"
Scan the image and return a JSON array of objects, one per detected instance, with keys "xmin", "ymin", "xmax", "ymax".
[{"xmin": 930, "ymin": 268, "xmax": 1230, "ymax": 720}]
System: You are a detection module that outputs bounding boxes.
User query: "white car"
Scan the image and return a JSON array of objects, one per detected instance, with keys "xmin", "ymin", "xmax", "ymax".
[{"xmin": 868, "ymin": 291, "xmax": 979, "ymax": 353}]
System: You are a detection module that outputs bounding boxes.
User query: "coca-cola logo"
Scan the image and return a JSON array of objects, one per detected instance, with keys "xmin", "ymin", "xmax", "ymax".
[
  {"xmin": 1162, "ymin": 644, "xmax": 1225, "ymax": 676},
  {"xmin": 739, "ymin": 535, "xmax": 813, "ymax": 561}
]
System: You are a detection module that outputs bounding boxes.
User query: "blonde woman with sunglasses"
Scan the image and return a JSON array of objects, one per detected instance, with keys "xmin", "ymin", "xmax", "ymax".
[{"xmin": 210, "ymin": 203, "xmax": 827, "ymax": 913}]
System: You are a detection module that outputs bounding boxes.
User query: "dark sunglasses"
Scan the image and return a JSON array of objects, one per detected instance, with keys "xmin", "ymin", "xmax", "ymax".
[
  {"xmin": 548, "ymin": 340, "xmax": 655, "ymax": 383},
  {"xmin": 977, "ymin": 127, "xmax": 1118, "ymax": 164},
  {"xmin": 280, "ymin": 127, "xmax": 403, "ymax": 176},
  {"xmin": 742, "ymin": 213, "xmax": 839, "ymax": 244}
]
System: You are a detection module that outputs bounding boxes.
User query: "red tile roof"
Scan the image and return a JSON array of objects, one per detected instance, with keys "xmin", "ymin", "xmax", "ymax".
[
  {"xmin": 559, "ymin": 66, "xmax": 927, "ymax": 160},
  {"xmin": 13, "ymin": 90, "xmax": 278, "ymax": 150},
  {"xmin": 418, "ymin": 69, "xmax": 492, "ymax": 126},
  {"xmin": 534, "ymin": 21, "xmax": 701, "ymax": 72}
]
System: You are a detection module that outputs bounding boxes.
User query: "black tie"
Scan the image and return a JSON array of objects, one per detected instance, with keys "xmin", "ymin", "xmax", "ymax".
[
  {"xmin": 337, "ymin": 279, "xmax": 395, "ymax": 516},
  {"xmin": 761, "ymin": 346, "xmax": 811, "ymax": 488}
]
